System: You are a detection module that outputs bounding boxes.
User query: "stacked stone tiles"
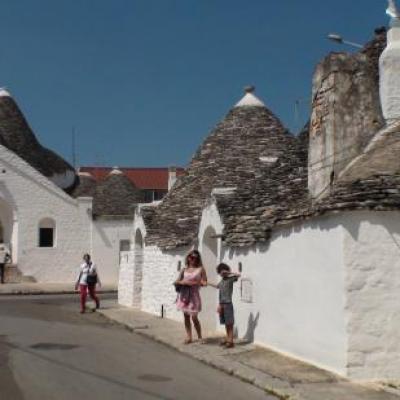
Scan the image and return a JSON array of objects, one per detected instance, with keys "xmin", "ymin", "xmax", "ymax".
[
  {"xmin": 215, "ymin": 124, "xmax": 308, "ymax": 247},
  {"xmin": 92, "ymin": 169, "xmax": 144, "ymax": 217},
  {"xmin": 71, "ymin": 173, "xmax": 97, "ymax": 198},
  {"xmin": 313, "ymin": 175, "xmax": 400, "ymax": 213},
  {"xmin": 144, "ymin": 98, "xmax": 301, "ymax": 250},
  {"xmin": 0, "ymin": 90, "xmax": 76, "ymax": 187}
]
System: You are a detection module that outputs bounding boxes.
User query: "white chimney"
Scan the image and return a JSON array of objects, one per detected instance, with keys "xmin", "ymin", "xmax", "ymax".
[
  {"xmin": 168, "ymin": 166, "xmax": 177, "ymax": 190},
  {"xmin": 380, "ymin": 3, "xmax": 400, "ymax": 123}
]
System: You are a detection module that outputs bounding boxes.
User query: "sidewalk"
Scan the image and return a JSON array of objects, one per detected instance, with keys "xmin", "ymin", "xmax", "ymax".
[
  {"xmin": 98, "ymin": 299, "xmax": 399, "ymax": 400},
  {"xmin": 0, "ymin": 282, "xmax": 117, "ymax": 295}
]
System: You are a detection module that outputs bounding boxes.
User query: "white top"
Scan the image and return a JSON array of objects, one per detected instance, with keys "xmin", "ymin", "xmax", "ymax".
[
  {"xmin": 234, "ymin": 92, "xmax": 265, "ymax": 108},
  {"xmin": 0, "ymin": 88, "xmax": 11, "ymax": 98},
  {"xmin": 110, "ymin": 168, "xmax": 123, "ymax": 175},
  {"xmin": 76, "ymin": 262, "xmax": 101, "ymax": 286}
]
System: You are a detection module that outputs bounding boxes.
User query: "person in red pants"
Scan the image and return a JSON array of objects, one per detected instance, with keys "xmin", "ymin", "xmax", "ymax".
[{"xmin": 75, "ymin": 253, "xmax": 101, "ymax": 313}]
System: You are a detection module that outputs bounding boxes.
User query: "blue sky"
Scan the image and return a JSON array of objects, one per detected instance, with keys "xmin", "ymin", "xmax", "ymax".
[{"xmin": 0, "ymin": 0, "xmax": 388, "ymax": 168}]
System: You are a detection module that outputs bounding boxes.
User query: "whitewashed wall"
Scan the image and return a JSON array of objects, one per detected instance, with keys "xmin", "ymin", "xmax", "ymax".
[
  {"xmin": 343, "ymin": 211, "xmax": 400, "ymax": 380},
  {"xmin": 141, "ymin": 245, "xmax": 187, "ymax": 321},
  {"xmin": 0, "ymin": 144, "xmax": 92, "ymax": 283},
  {"xmin": 119, "ymin": 195, "xmax": 400, "ymax": 380},
  {"xmin": 118, "ymin": 209, "xmax": 188, "ymax": 321},
  {"xmin": 220, "ymin": 215, "xmax": 348, "ymax": 375},
  {"xmin": 198, "ymin": 200, "xmax": 224, "ymax": 334},
  {"xmin": 92, "ymin": 218, "xmax": 132, "ymax": 284},
  {"xmin": 118, "ymin": 211, "xmax": 146, "ymax": 307}
]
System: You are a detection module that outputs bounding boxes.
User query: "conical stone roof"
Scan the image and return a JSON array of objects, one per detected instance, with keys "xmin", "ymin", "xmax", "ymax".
[
  {"xmin": 70, "ymin": 172, "xmax": 97, "ymax": 198},
  {"xmin": 0, "ymin": 90, "xmax": 76, "ymax": 189},
  {"xmin": 144, "ymin": 88, "xmax": 303, "ymax": 249},
  {"xmin": 92, "ymin": 168, "xmax": 144, "ymax": 217}
]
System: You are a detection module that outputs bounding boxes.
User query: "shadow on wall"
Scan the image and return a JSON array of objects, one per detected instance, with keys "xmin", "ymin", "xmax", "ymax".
[
  {"xmin": 343, "ymin": 210, "xmax": 400, "ymax": 253},
  {"xmin": 241, "ymin": 311, "xmax": 260, "ymax": 343},
  {"xmin": 223, "ymin": 214, "xmax": 347, "ymax": 262}
]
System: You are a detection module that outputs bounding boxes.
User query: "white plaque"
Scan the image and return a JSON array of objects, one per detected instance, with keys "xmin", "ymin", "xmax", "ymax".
[{"xmin": 241, "ymin": 278, "xmax": 253, "ymax": 303}]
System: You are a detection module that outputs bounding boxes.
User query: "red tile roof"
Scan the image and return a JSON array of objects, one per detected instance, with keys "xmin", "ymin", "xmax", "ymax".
[{"xmin": 79, "ymin": 167, "xmax": 185, "ymax": 190}]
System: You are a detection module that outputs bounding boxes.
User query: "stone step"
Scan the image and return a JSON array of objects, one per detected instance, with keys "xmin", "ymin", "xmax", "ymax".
[{"xmin": 3, "ymin": 264, "xmax": 35, "ymax": 284}]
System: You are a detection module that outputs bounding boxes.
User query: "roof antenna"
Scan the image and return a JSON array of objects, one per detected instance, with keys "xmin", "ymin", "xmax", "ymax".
[
  {"xmin": 71, "ymin": 127, "xmax": 77, "ymax": 170},
  {"xmin": 294, "ymin": 97, "xmax": 310, "ymax": 133}
]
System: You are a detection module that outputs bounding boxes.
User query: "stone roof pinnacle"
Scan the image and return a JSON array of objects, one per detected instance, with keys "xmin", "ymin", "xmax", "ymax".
[
  {"xmin": 234, "ymin": 86, "xmax": 266, "ymax": 108},
  {"xmin": 0, "ymin": 88, "xmax": 11, "ymax": 97}
]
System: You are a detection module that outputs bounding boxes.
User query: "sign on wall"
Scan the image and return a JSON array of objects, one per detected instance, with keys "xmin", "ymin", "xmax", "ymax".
[{"xmin": 240, "ymin": 278, "xmax": 253, "ymax": 303}]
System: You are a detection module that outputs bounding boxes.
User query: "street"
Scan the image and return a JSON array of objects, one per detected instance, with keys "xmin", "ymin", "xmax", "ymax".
[{"xmin": 0, "ymin": 294, "xmax": 274, "ymax": 400}]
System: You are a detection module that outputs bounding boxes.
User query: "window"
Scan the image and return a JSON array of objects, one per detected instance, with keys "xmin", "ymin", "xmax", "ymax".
[
  {"xmin": 144, "ymin": 190, "xmax": 153, "ymax": 203},
  {"xmin": 143, "ymin": 190, "xmax": 168, "ymax": 203},
  {"xmin": 154, "ymin": 190, "xmax": 167, "ymax": 201},
  {"xmin": 38, "ymin": 218, "xmax": 55, "ymax": 248},
  {"xmin": 119, "ymin": 240, "xmax": 130, "ymax": 252}
]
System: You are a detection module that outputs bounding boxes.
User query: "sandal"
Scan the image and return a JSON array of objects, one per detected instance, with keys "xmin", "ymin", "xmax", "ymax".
[
  {"xmin": 225, "ymin": 342, "xmax": 235, "ymax": 349},
  {"xmin": 219, "ymin": 339, "xmax": 228, "ymax": 346},
  {"xmin": 183, "ymin": 338, "xmax": 193, "ymax": 345}
]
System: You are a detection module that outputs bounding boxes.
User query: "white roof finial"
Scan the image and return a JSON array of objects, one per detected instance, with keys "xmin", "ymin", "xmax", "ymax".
[
  {"xmin": 234, "ymin": 85, "xmax": 265, "ymax": 108},
  {"xmin": 387, "ymin": 0, "xmax": 400, "ymax": 26},
  {"xmin": 0, "ymin": 88, "xmax": 11, "ymax": 98},
  {"xmin": 110, "ymin": 166, "xmax": 123, "ymax": 175}
]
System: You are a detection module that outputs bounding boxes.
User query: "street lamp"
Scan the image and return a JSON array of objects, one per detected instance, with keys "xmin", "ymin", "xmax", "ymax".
[{"xmin": 327, "ymin": 33, "xmax": 363, "ymax": 49}]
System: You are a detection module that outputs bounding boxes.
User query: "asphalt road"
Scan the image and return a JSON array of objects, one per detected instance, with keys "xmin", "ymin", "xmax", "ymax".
[{"xmin": 0, "ymin": 294, "xmax": 275, "ymax": 400}]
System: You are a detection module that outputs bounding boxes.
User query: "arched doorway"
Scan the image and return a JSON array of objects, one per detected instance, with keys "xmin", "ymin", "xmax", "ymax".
[
  {"xmin": 133, "ymin": 229, "xmax": 144, "ymax": 307},
  {"xmin": 201, "ymin": 226, "xmax": 219, "ymax": 334}
]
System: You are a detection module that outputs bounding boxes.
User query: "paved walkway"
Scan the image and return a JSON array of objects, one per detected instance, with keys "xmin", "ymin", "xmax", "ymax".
[
  {"xmin": 98, "ymin": 300, "xmax": 400, "ymax": 400},
  {"xmin": 0, "ymin": 282, "xmax": 117, "ymax": 295}
]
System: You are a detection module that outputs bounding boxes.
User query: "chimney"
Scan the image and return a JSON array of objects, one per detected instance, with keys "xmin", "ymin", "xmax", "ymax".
[
  {"xmin": 168, "ymin": 166, "xmax": 177, "ymax": 191},
  {"xmin": 308, "ymin": 51, "xmax": 382, "ymax": 200},
  {"xmin": 380, "ymin": 19, "xmax": 400, "ymax": 123}
]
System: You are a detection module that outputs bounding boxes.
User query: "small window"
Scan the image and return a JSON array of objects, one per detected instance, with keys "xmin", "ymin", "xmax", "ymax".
[
  {"xmin": 144, "ymin": 190, "xmax": 153, "ymax": 203},
  {"xmin": 120, "ymin": 240, "xmax": 130, "ymax": 252},
  {"xmin": 154, "ymin": 190, "xmax": 167, "ymax": 201},
  {"xmin": 38, "ymin": 218, "xmax": 55, "ymax": 248}
]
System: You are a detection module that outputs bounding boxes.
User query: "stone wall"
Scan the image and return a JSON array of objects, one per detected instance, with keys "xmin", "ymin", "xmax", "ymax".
[
  {"xmin": 141, "ymin": 245, "xmax": 187, "ymax": 320},
  {"xmin": 118, "ymin": 211, "xmax": 188, "ymax": 321},
  {"xmin": 309, "ymin": 52, "xmax": 383, "ymax": 200}
]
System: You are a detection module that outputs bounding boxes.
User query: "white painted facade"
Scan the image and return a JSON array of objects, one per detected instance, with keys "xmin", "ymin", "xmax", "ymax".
[
  {"xmin": 92, "ymin": 218, "xmax": 132, "ymax": 284},
  {"xmin": 118, "ymin": 209, "xmax": 188, "ymax": 320},
  {"xmin": 0, "ymin": 144, "xmax": 92, "ymax": 282},
  {"xmin": 0, "ymin": 143, "xmax": 129, "ymax": 284},
  {"xmin": 119, "ymin": 198, "xmax": 400, "ymax": 380},
  {"xmin": 343, "ymin": 211, "xmax": 400, "ymax": 380},
  {"xmin": 380, "ymin": 22, "xmax": 400, "ymax": 122}
]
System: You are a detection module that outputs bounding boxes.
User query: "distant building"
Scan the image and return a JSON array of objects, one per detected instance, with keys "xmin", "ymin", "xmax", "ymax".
[
  {"xmin": 0, "ymin": 89, "xmax": 183, "ymax": 284},
  {"xmin": 79, "ymin": 166, "xmax": 184, "ymax": 203},
  {"xmin": 119, "ymin": 25, "xmax": 400, "ymax": 381}
]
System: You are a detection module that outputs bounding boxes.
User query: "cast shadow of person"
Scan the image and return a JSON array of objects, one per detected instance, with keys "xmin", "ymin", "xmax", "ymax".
[{"xmin": 241, "ymin": 312, "xmax": 260, "ymax": 343}]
